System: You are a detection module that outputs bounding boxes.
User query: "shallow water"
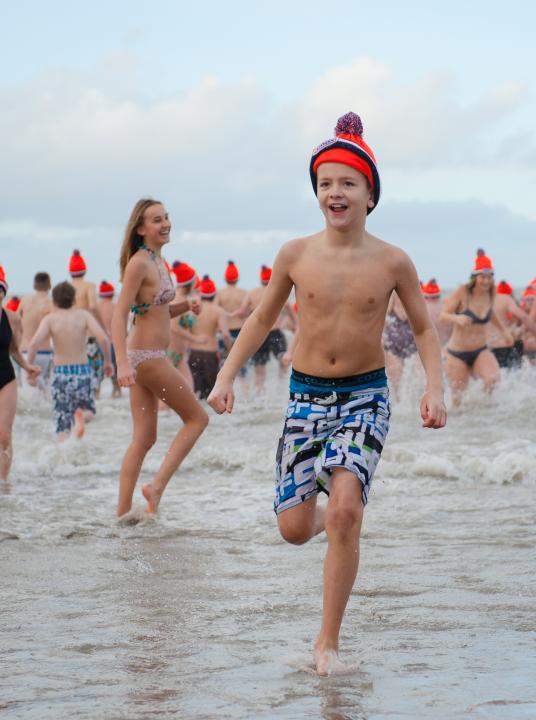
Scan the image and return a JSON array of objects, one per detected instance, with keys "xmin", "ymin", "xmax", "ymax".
[{"xmin": 2, "ymin": 364, "xmax": 536, "ymax": 719}]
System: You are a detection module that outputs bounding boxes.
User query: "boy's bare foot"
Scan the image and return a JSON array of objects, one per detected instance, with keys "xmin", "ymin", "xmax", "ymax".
[
  {"xmin": 141, "ymin": 484, "xmax": 162, "ymax": 514},
  {"xmin": 74, "ymin": 409, "xmax": 85, "ymax": 439},
  {"xmin": 314, "ymin": 646, "xmax": 349, "ymax": 677}
]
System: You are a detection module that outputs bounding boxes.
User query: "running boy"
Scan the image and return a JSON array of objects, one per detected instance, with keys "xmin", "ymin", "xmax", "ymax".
[
  {"xmin": 27, "ymin": 281, "xmax": 112, "ymax": 441},
  {"xmin": 208, "ymin": 112, "xmax": 446, "ymax": 676}
]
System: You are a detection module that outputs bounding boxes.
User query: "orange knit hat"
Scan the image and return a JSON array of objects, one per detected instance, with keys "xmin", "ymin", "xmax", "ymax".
[
  {"xmin": 496, "ymin": 280, "xmax": 513, "ymax": 295},
  {"xmin": 69, "ymin": 249, "xmax": 87, "ymax": 277},
  {"xmin": 224, "ymin": 260, "xmax": 239, "ymax": 284},
  {"xmin": 0, "ymin": 265, "xmax": 8, "ymax": 294},
  {"xmin": 172, "ymin": 261, "xmax": 196, "ymax": 287},
  {"xmin": 199, "ymin": 274, "xmax": 217, "ymax": 298},
  {"xmin": 472, "ymin": 248, "xmax": 494, "ymax": 275},
  {"xmin": 260, "ymin": 265, "xmax": 272, "ymax": 284},
  {"xmin": 422, "ymin": 278, "xmax": 441, "ymax": 298},
  {"xmin": 99, "ymin": 280, "xmax": 115, "ymax": 298},
  {"xmin": 310, "ymin": 112, "xmax": 380, "ymax": 214}
]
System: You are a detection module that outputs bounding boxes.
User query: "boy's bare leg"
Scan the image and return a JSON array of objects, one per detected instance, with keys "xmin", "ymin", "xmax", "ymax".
[
  {"xmin": 74, "ymin": 408, "xmax": 86, "ymax": 438},
  {"xmin": 117, "ymin": 382, "xmax": 158, "ymax": 517},
  {"xmin": 137, "ymin": 360, "xmax": 208, "ymax": 514},
  {"xmin": 314, "ymin": 468, "xmax": 364, "ymax": 676},
  {"xmin": 277, "ymin": 494, "xmax": 325, "ymax": 545},
  {"xmin": 0, "ymin": 380, "xmax": 17, "ymax": 481}
]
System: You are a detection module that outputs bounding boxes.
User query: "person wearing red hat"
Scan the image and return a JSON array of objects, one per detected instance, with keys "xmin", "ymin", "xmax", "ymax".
[
  {"xmin": 112, "ymin": 198, "xmax": 208, "ymax": 518},
  {"xmin": 96, "ymin": 281, "xmax": 123, "ymax": 398},
  {"xmin": 489, "ymin": 280, "xmax": 536, "ymax": 369},
  {"xmin": 217, "ymin": 261, "xmax": 250, "ymax": 384},
  {"xmin": 0, "ymin": 267, "xmax": 41, "ymax": 480},
  {"xmin": 441, "ymin": 250, "xmax": 514, "ymax": 403},
  {"xmin": 208, "ymin": 112, "xmax": 446, "ymax": 676},
  {"xmin": 18, "ymin": 273, "xmax": 54, "ymax": 392},
  {"xmin": 421, "ymin": 278, "xmax": 451, "ymax": 347},
  {"xmin": 5, "ymin": 297, "xmax": 20, "ymax": 313},
  {"xmin": 187, "ymin": 275, "xmax": 232, "ymax": 399}
]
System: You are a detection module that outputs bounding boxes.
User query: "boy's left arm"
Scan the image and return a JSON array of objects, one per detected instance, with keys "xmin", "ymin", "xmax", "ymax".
[{"xmin": 395, "ymin": 253, "xmax": 446, "ymax": 429}]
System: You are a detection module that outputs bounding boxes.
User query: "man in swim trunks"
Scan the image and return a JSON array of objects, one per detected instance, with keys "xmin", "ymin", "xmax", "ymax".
[
  {"xmin": 27, "ymin": 281, "xmax": 112, "ymax": 441},
  {"xmin": 208, "ymin": 112, "xmax": 446, "ymax": 676},
  {"xmin": 18, "ymin": 272, "xmax": 53, "ymax": 392},
  {"xmin": 217, "ymin": 260, "xmax": 250, "ymax": 383},
  {"xmin": 188, "ymin": 275, "xmax": 232, "ymax": 399}
]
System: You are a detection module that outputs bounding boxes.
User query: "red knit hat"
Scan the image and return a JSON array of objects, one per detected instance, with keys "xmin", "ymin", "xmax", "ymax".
[
  {"xmin": 496, "ymin": 280, "xmax": 513, "ymax": 295},
  {"xmin": 422, "ymin": 278, "xmax": 441, "ymax": 298},
  {"xmin": 224, "ymin": 260, "xmax": 239, "ymax": 284},
  {"xmin": 310, "ymin": 112, "xmax": 380, "ymax": 214},
  {"xmin": 99, "ymin": 280, "xmax": 115, "ymax": 298},
  {"xmin": 172, "ymin": 261, "xmax": 196, "ymax": 287},
  {"xmin": 6, "ymin": 296, "xmax": 20, "ymax": 312},
  {"xmin": 69, "ymin": 249, "xmax": 87, "ymax": 277},
  {"xmin": 199, "ymin": 274, "xmax": 217, "ymax": 298},
  {"xmin": 522, "ymin": 285, "xmax": 536, "ymax": 298},
  {"xmin": 260, "ymin": 265, "xmax": 272, "ymax": 284},
  {"xmin": 0, "ymin": 265, "xmax": 8, "ymax": 294},
  {"xmin": 472, "ymin": 249, "xmax": 494, "ymax": 275}
]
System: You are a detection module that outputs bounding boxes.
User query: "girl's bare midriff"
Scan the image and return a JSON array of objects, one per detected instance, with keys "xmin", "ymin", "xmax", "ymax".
[{"xmin": 127, "ymin": 304, "xmax": 171, "ymax": 351}]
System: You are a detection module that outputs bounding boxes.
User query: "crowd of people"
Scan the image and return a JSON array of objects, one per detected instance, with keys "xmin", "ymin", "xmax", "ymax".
[{"xmin": 1, "ymin": 111, "xmax": 535, "ymax": 677}]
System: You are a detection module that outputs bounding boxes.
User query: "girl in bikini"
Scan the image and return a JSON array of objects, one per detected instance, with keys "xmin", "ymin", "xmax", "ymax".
[
  {"xmin": 112, "ymin": 199, "xmax": 208, "ymax": 517},
  {"xmin": 441, "ymin": 250, "xmax": 513, "ymax": 406}
]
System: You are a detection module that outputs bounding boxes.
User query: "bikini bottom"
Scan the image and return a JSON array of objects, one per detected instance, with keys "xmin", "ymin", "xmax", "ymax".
[
  {"xmin": 447, "ymin": 346, "xmax": 487, "ymax": 368},
  {"xmin": 127, "ymin": 349, "xmax": 167, "ymax": 371}
]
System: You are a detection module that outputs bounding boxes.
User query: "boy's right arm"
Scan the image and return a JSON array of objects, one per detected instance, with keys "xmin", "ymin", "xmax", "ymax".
[
  {"xmin": 111, "ymin": 260, "xmax": 144, "ymax": 387},
  {"xmin": 208, "ymin": 244, "xmax": 295, "ymax": 414}
]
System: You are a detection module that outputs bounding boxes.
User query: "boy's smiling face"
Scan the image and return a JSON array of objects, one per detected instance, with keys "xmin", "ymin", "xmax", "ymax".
[{"xmin": 317, "ymin": 163, "xmax": 374, "ymax": 229}]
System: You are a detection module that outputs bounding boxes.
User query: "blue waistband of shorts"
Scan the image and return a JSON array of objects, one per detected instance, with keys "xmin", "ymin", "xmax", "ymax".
[
  {"xmin": 290, "ymin": 367, "xmax": 387, "ymax": 394},
  {"xmin": 53, "ymin": 363, "xmax": 91, "ymax": 376}
]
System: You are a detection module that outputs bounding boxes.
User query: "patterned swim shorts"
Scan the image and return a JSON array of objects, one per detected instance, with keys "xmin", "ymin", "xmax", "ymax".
[
  {"xmin": 275, "ymin": 368, "xmax": 391, "ymax": 514},
  {"xmin": 51, "ymin": 364, "xmax": 96, "ymax": 434}
]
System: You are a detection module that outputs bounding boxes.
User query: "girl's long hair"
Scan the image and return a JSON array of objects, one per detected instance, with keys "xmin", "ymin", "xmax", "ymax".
[{"xmin": 119, "ymin": 198, "xmax": 162, "ymax": 279}]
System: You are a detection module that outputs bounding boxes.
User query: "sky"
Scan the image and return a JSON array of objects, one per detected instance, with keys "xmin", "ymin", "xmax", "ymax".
[{"xmin": 1, "ymin": 0, "xmax": 535, "ymax": 293}]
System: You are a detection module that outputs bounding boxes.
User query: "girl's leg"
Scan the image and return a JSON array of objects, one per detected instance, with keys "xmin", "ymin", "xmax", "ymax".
[
  {"xmin": 136, "ymin": 359, "xmax": 208, "ymax": 513},
  {"xmin": 473, "ymin": 349, "xmax": 501, "ymax": 393},
  {"xmin": 444, "ymin": 353, "xmax": 471, "ymax": 407},
  {"xmin": 117, "ymin": 381, "xmax": 158, "ymax": 517},
  {"xmin": 0, "ymin": 380, "xmax": 17, "ymax": 481}
]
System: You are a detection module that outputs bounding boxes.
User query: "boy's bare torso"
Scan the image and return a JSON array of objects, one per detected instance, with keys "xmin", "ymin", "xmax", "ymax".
[
  {"xmin": 218, "ymin": 286, "xmax": 247, "ymax": 330},
  {"xmin": 190, "ymin": 303, "xmax": 224, "ymax": 352},
  {"xmin": 47, "ymin": 309, "xmax": 93, "ymax": 365},
  {"xmin": 72, "ymin": 278, "xmax": 97, "ymax": 312},
  {"xmin": 20, "ymin": 293, "xmax": 52, "ymax": 351},
  {"xmin": 287, "ymin": 232, "xmax": 399, "ymax": 377}
]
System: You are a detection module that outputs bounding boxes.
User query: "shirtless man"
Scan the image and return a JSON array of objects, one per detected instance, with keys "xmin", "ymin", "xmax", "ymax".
[
  {"xmin": 209, "ymin": 112, "xmax": 445, "ymax": 676},
  {"xmin": 236, "ymin": 265, "xmax": 297, "ymax": 390},
  {"xmin": 188, "ymin": 275, "xmax": 231, "ymax": 399},
  {"xmin": 488, "ymin": 280, "xmax": 536, "ymax": 369},
  {"xmin": 27, "ymin": 281, "xmax": 112, "ymax": 441},
  {"xmin": 96, "ymin": 280, "xmax": 122, "ymax": 397},
  {"xmin": 19, "ymin": 272, "xmax": 53, "ymax": 390},
  {"xmin": 217, "ymin": 260, "xmax": 250, "ymax": 382},
  {"xmin": 68, "ymin": 249, "xmax": 105, "ymax": 397}
]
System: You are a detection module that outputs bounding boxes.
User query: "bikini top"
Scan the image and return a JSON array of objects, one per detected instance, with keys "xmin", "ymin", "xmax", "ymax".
[
  {"xmin": 457, "ymin": 307, "xmax": 492, "ymax": 325},
  {"xmin": 131, "ymin": 245, "xmax": 175, "ymax": 316}
]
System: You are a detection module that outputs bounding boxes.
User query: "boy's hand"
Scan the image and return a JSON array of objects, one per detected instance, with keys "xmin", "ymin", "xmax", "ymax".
[
  {"xmin": 208, "ymin": 377, "xmax": 235, "ymax": 414},
  {"xmin": 26, "ymin": 365, "xmax": 41, "ymax": 384},
  {"xmin": 103, "ymin": 362, "xmax": 113, "ymax": 378},
  {"xmin": 420, "ymin": 390, "xmax": 447, "ymax": 429},
  {"xmin": 117, "ymin": 362, "xmax": 136, "ymax": 387},
  {"xmin": 190, "ymin": 298, "xmax": 201, "ymax": 315}
]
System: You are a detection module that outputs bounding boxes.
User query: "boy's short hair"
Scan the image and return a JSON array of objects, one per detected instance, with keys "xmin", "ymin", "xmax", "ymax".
[
  {"xmin": 52, "ymin": 281, "xmax": 76, "ymax": 309},
  {"xmin": 34, "ymin": 272, "xmax": 51, "ymax": 291}
]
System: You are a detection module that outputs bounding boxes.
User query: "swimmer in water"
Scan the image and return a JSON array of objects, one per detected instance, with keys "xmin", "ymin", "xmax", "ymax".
[
  {"xmin": 488, "ymin": 281, "xmax": 536, "ymax": 369},
  {"xmin": 208, "ymin": 112, "xmax": 446, "ymax": 676},
  {"xmin": 18, "ymin": 272, "xmax": 53, "ymax": 393},
  {"xmin": 111, "ymin": 199, "xmax": 208, "ymax": 517},
  {"xmin": 441, "ymin": 250, "xmax": 514, "ymax": 406}
]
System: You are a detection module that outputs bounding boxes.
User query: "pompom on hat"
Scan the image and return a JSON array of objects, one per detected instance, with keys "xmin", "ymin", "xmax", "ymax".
[
  {"xmin": 422, "ymin": 278, "xmax": 441, "ymax": 298},
  {"xmin": 310, "ymin": 112, "xmax": 380, "ymax": 214},
  {"xmin": 99, "ymin": 280, "xmax": 115, "ymax": 298},
  {"xmin": 69, "ymin": 249, "xmax": 87, "ymax": 277},
  {"xmin": 172, "ymin": 261, "xmax": 196, "ymax": 287},
  {"xmin": 199, "ymin": 274, "xmax": 217, "ymax": 299},
  {"xmin": 496, "ymin": 280, "xmax": 513, "ymax": 295},
  {"xmin": 260, "ymin": 265, "xmax": 272, "ymax": 284},
  {"xmin": 6, "ymin": 296, "xmax": 21, "ymax": 311},
  {"xmin": 224, "ymin": 260, "xmax": 239, "ymax": 284},
  {"xmin": 472, "ymin": 248, "xmax": 494, "ymax": 275},
  {"xmin": 0, "ymin": 265, "xmax": 8, "ymax": 294}
]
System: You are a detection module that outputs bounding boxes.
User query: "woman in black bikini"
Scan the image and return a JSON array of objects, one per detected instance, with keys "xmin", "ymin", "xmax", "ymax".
[
  {"xmin": 441, "ymin": 250, "xmax": 513, "ymax": 405},
  {"xmin": 0, "ymin": 267, "xmax": 40, "ymax": 480}
]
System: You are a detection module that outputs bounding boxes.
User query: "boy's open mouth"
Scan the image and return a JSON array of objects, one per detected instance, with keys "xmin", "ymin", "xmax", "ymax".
[{"xmin": 329, "ymin": 204, "xmax": 348, "ymax": 213}]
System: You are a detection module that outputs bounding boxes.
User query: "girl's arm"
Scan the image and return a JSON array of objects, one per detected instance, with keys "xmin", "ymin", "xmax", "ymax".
[{"xmin": 111, "ymin": 259, "xmax": 145, "ymax": 387}]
